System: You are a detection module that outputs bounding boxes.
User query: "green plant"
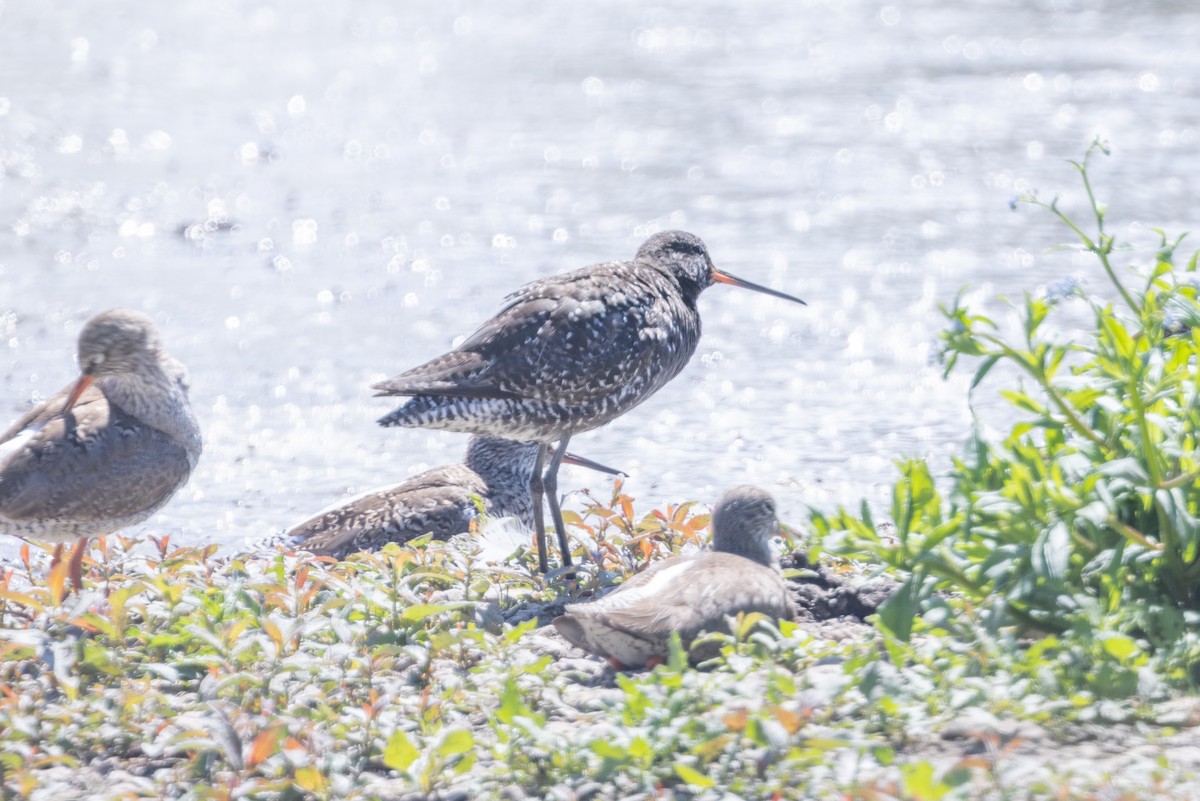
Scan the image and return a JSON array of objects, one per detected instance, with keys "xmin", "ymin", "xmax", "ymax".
[
  {"xmin": 816, "ymin": 140, "xmax": 1200, "ymax": 685},
  {"xmin": 3, "ymin": 483, "xmax": 1199, "ymax": 799}
]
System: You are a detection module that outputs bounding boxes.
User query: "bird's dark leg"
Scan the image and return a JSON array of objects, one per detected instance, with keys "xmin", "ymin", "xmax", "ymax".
[
  {"xmin": 543, "ymin": 434, "xmax": 573, "ymax": 568},
  {"xmin": 531, "ymin": 443, "xmax": 551, "ymax": 574}
]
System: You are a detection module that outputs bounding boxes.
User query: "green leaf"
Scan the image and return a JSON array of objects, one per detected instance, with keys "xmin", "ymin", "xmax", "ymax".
[
  {"xmin": 900, "ymin": 760, "xmax": 950, "ymax": 800},
  {"xmin": 589, "ymin": 740, "xmax": 627, "ymax": 760},
  {"xmin": 1032, "ymin": 522, "xmax": 1071, "ymax": 582},
  {"xmin": 970, "ymin": 354, "xmax": 1001, "ymax": 390},
  {"xmin": 672, "ymin": 762, "xmax": 715, "ymax": 788},
  {"xmin": 453, "ymin": 750, "xmax": 477, "ymax": 775},
  {"xmin": 436, "ymin": 728, "xmax": 474, "ymax": 758},
  {"xmin": 383, "ymin": 730, "xmax": 420, "ymax": 772},
  {"xmin": 666, "ymin": 630, "xmax": 688, "ymax": 671},
  {"xmin": 493, "ymin": 677, "xmax": 542, "ymax": 728},
  {"xmin": 1000, "ymin": 389, "xmax": 1046, "ymax": 415},
  {"xmin": 627, "ymin": 736, "xmax": 653, "ymax": 763},
  {"xmin": 517, "ymin": 654, "xmax": 552, "ymax": 675},
  {"xmin": 1099, "ymin": 632, "xmax": 1139, "ymax": 663},
  {"xmin": 1100, "ymin": 314, "xmax": 1136, "ymax": 359},
  {"xmin": 876, "ymin": 573, "xmax": 931, "ymax": 643},
  {"xmin": 401, "ymin": 603, "xmax": 456, "ymax": 622},
  {"xmin": 294, "ymin": 766, "xmax": 325, "ymax": 792}
]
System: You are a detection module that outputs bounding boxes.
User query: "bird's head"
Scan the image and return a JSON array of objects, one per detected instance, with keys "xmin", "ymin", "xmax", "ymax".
[{"xmin": 634, "ymin": 230, "xmax": 806, "ymax": 307}]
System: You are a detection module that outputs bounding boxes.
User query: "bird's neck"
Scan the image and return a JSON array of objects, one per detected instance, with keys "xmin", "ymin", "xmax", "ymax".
[
  {"xmin": 715, "ymin": 538, "xmax": 777, "ymax": 568},
  {"xmin": 652, "ymin": 263, "xmax": 706, "ymax": 308},
  {"xmin": 481, "ymin": 469, "xmax": 535, "ymax": 528},
  {"xmin": 483, "ymin": 465, "xmax": 538, "ymax": 524}
]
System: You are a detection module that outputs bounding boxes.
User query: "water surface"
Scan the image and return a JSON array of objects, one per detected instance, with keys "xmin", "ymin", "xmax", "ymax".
[{"xmin": 2, "ymin": 0, "xmax": 1198, "ymax": 552}]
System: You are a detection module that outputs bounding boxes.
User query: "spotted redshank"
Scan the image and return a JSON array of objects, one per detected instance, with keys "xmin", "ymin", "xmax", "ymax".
[
  {"xmin": 0, "ymin": 309, "xmax": 202, "ymax": 586},
  {"xmin": 270, "ymin": 435, "xmax": 623, "ymax": 559},
  {"xmin": 374, "ymin": 231, "xmax": 805, "ymax": 572},
  {"xmin": 552, "ymin": 485, "xmax": 796, "ymax": 668}
]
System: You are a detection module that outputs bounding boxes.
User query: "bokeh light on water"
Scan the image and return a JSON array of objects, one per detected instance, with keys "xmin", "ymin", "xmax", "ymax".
[{"xmin": 1, "ymin": 1, "xmax": 1199, "ymax": 552}]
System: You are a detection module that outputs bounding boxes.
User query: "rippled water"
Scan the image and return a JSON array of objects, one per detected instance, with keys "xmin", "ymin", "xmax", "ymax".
[{"xmin": 2, "ymin": 0, "xmax": 1198, "ymax": 553}]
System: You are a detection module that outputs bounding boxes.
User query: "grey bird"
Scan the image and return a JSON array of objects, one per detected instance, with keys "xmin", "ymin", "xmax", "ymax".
[
  {"xmin": 0, "ymin": 309, "xmax": 202, "ymax": 586},
  {"xmin": 552, "ymin": 485, "xmax": 796, "ymax": 669},
  {"xmin": 274, "ymin": 436, "xmax": 623, "ymax": 559},
  {"xmin": 374, "ymin": 231, "xmax": 805, "ymax": 572}
]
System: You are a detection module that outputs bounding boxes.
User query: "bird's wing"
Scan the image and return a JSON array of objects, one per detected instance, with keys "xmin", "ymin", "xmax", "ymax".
[
  {"xmin": 289, "ymin": 466, "xmax": 483, "ymax": 556},
  {"xmin": 373, "ymin": 263, "xmax": 690, "ymax": 406},
  {"xmin": 0, "ymin": 382, "xmax": 75, "ymax": 449},
  {"xmin": 569, "ymin": 553, "xmax": 793, "ymax": 643},
  {"xmin": 0, "ymin": 384, "xmax": 192, "ymax": 524}
]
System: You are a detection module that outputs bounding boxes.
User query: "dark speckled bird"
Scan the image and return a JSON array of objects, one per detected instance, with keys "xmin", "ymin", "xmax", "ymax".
[
  {"xmin": 0, "ymin": 309, "xmax": 202, "ymax": 586},
  {"xmin": 374, "ymin": 231, "xmax": 806, "ymax": 572},
  {"xmin": 552, "ymin": 485, "xmax": 796, "ymax": 669},
  {"xmin": 270, "ymin": 436, "xmax": 622, "ymax": 559}
]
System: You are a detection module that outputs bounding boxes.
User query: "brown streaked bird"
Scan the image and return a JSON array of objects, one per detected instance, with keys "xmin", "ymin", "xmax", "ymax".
[
  {"xmin": 0, "ymin": 309, "xmax": 202, "ymax": 586},
  {"xmin": 264, "ymin": 436, "xmax": 623, "ymax": 560},
  {"xmin": 552, "ymin": 485, "xmax": 796, "ymax": 669},
  {"xmin": 374, "ymin": 231, "xmax": 805, "ymax": 573}
]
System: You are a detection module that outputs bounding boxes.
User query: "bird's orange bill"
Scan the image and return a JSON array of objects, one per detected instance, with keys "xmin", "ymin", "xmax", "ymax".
[
  {"xmin": 712, "ymin": 269, "xmax": 806, "ymax": 306},
  {"xmin": 562, "ymin": 451, "xmax": 627, "ymax": 477},
  {"xmin": 778, "ymin": 522, "xmax": 798, "ymax": 541},
  {"xmin": 62, "ymin": 374, "xmax": 94, "ymax": 414}
]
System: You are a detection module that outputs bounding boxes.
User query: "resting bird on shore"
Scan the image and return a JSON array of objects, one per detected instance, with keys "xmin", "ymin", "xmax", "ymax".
[
  {"xmin": 265, "ymin": 436, "xmax": 623, "ymax": 559},
  {"xmin": 374, "ymin": 231, "xmax": 806, "ymax": 572},
  {"xmin": 0, "ymin": 309, "xmax": 202, "ymax": 587},
  {"xmin": 552, "ymin": 485, "xmax": 796, "ymax": 669}
]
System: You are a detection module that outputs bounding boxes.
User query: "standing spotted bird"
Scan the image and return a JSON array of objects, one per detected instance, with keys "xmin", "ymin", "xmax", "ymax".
[
  {"xmin": 552, "ymin": 485, "xmax": 796, "ymax": 669},
  {"xmin": 0, "ymin": 309, "xmax": 202, "ymax": 587},
  {"xmin": 374, "ymin": 231, "xmax": 805, "ymax": 572},
  {"xmin": 273, "ymin": 435, "xmax": 623, "ymax": 559}
]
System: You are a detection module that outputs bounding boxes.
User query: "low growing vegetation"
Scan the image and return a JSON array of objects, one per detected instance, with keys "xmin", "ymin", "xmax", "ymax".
[
  {"xmin": 815, "ymin": 140, "xmax": 1200, "ymax": 690},
  {"xmin": 1, "ymin": 145, "xmax": 1197, "ymax": 799}
]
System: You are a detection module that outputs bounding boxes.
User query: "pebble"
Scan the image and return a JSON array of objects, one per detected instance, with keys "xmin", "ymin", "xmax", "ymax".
[
  {"xmin": 1156, "ymin": 696, "xmax": 1200, "ymax": 727},
  {"xmin": 940, "ymin": 707, "xmax": 1048, "ymax": 747}
]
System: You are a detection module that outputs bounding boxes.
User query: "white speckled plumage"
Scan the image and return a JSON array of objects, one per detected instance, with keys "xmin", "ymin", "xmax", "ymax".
[
  {"xmin": 373, "ymin": 232, "xmax": 805, "ymax": 572},
  {"xmin": 552, "ymin": 486, "xmax": 796, "ymax": 668},
  {"xmin": 0, "ymin": 309, "xmax": 202, "ymax": 543}
]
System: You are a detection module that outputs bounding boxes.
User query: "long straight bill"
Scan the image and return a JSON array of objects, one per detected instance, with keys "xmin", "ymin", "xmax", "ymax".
[
  {"xmin": 712, "ymin": 269, "xmax": 806, "ymax": 306},
  {"xmin": 62, "ymin": 374, "xmax": 94, "ymax": 414},
  {"xmin": 561, "ymin": 451, "xmax": 627, "ymax": 477}
]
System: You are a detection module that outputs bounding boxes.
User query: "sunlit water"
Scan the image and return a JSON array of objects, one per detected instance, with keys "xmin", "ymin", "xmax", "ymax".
[{"xmin": 2, "ymin": 1, "xmax": 1199, "ymax": 555}]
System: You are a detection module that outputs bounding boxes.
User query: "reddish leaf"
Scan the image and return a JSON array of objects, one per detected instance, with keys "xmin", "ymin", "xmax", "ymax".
[
  {"xmin": 246, "ymin": 726, "xmax": 285, "ymax": 768},
  {"xmin": 47, "ymin": 547, "xmax": 69, "ymax": 606}
]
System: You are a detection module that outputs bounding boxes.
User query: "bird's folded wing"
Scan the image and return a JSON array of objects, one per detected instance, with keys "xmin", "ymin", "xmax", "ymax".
[
  {"xmin": 0, "ymin": 382, "xmax": 76, "ymax": 448},
  {"xmin": 291, "ymin": 468, "xmax": 480, "ymax": 556},
  {"xmin": 572, "ymin": 554, "xmax": 792, "ymax": 640},
  {"xmin": 0, "ymin": 388, "xmax": 191, "ymax": 523},
  {"xmin": 373, "ymin": 267, "xmax": 674, "ymax": 406}
]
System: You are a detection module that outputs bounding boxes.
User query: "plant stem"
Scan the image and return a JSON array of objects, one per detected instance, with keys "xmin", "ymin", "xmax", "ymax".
[
  {"xmin": 979, "ymin": 334, "xmax": 1109, "ymax": 450},
  {"xmin": 1107, "ymin": 518, "xmax": 1162, "ymax": 550},
  {"xmin": 1074, "ymin": 157, "xmax": 1142, "ymax": 317}
]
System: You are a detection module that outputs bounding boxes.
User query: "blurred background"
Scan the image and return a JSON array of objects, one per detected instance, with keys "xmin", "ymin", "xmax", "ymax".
[{"xmin": 1, "ymin": 0, "xmax": 1198, "ymax": 552}]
